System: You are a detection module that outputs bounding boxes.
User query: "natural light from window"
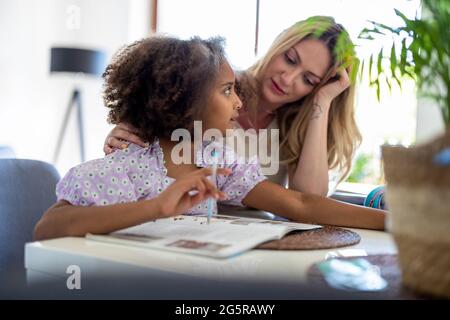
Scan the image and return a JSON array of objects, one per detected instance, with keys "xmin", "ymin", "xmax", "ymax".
[{"xmin": 158, "ymin": 0, "xmax": 422, "ymax": 185}]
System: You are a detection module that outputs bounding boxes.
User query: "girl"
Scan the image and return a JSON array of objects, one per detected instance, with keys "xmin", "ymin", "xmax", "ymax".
[
  {"xmin": 34, "ymin": 36, "xmax": 385, "ymax": 241},
  {"xmin": 104, "ymin": 16, "xmax": 361, "ymax": 196}
]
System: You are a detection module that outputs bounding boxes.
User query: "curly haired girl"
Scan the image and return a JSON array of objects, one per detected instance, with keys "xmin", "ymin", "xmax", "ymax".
[
  {"xmin": 34, "ymin": 36, "xmax": 385, "ymax": 241},
  {"xmin": 104, "ymin": 16, "xmax": 362, "ymax": 196}
]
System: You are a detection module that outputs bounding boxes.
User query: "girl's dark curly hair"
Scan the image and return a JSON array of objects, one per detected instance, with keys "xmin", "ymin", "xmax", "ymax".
[{"xmin": 103, "ymin": 36, "xmax": 226, "ymax": 142}]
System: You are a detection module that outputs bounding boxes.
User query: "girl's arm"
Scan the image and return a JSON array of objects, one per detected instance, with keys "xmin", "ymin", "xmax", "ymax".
[
  {"xmin": 34, "ymin": 199, "xmax": 163, "ymax": 241},
  {"xmin": 34, "ymin": 168, "xmax": 230, "ymax": 241},
  {"xmin": 242, "ymin": 181, "xmax": 385, "ymax": 230}
]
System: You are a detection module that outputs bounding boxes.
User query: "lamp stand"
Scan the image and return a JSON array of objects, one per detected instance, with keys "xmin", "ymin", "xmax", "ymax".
[{"xmin": 53, "ymin": 88, "xmax": 86, "ymax": 163}]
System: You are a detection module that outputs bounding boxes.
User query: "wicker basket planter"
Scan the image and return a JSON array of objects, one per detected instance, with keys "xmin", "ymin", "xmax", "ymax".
[{"xmin": 382, "ymin": 130, "xmax": 450, "ymax": 299}]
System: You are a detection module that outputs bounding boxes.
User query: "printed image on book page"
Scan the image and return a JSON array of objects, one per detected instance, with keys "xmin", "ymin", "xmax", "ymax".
[{"xmin": 87, "ymin": 215, "xmax": 321, "ymax": 258}]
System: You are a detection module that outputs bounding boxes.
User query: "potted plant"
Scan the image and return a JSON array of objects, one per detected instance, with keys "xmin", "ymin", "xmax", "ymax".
[{"xmin": 358, "ymin": 0, "xmax": 450, "ymax": 298}]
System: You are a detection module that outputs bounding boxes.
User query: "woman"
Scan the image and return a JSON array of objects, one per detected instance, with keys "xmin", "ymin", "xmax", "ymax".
[
  {"xmin": 35, "ymin": 36, "xmax": 384, "ymax": 241},
  {"xmin": 103, "ymin": 16, "xmax": 361, "ymax": 196}
]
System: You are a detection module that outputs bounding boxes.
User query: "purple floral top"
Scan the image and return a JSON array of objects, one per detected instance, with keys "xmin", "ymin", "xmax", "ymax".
[{"xmin": 56, "ymin": 139, "xmax": 267, "ymax": 215}]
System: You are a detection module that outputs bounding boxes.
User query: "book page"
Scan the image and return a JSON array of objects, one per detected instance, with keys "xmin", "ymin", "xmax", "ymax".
[
  {"xmin": 214, "ymin": 214, "xmax": 322, "ymax": 235},
  {"xmin": 113, "ymin": 215, "xmax": 279, "ymax": 242},
  {"xmin": 87, "ymin": 214, "xmax": 321, "ymax": 258},
  {"xmin": 116, "ymin": 214, "xmax": 320, "ymax": 240}
]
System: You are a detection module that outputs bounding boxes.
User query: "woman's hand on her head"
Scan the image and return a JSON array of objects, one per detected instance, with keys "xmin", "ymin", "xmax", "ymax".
[
  {"xmin": 103, "ymin": 123, "xmax": 148, "ymax": 155},
  {"xmin": 315, "ymin": 68, "xmax": 350, "ymax": 106},
  {"xmin": 155, "ymin": 167, "xmax": 231, "ymax": 217}
]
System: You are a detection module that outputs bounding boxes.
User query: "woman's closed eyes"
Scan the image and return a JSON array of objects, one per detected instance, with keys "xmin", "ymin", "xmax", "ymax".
[
  {"xmin": 303, "ymin": 76, "xmax": 314, "ymax": 86},
  {"xmin": 284, "ymin": 52, "xmax": 315, "ymax": 86},
  {"xmin": 284, "ymin": 51, "xmax": 296, "ymax": 65}
]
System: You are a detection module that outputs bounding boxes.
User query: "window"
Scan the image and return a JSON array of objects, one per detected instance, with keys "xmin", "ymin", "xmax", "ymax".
[
  {"xmin": 158, "ymin": 0, "xmax": 257, "ymax": 69},
  {"xmin": 158, "ymin": 0, "xmax": 422, "ymax": 185},
  {"xmin": 258, "ymin": 0, "xmax": 420, "ymax": 185}
]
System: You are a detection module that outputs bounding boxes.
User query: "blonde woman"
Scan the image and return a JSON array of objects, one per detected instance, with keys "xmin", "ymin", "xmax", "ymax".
[{"xmin": 103, "ymin": 16, "xmax": 361, "ymax": 196}]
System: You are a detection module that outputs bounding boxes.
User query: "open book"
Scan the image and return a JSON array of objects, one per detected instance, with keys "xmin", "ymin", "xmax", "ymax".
[{"xmin": 86, "ymin": 214, "xmax": 322, "ymax": 259}]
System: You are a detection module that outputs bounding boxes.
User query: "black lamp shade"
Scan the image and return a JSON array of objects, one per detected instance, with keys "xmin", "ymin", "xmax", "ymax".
[{"xmin": 50, "ymin": 47, "xmax": 107, "ymax": 77}]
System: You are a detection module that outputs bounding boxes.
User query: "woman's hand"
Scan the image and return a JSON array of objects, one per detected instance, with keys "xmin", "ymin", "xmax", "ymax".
[
  {"xmin": 104, "ymin": 123, "xmax": 148, "ymax": 154},
  {"xmin": 156, "ymin": 167, "xmax": 231, "ymax": 217},
  {"xmin": 315, "ymin": 68, "xmax": 350, "ymax": 106}
]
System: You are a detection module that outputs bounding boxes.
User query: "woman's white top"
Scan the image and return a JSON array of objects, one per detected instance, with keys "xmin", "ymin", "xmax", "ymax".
[
  {"xmin": 228, "ymin": 119, "xmax": 340, "ymax": 194},
  {"xmin": 228, "ymin": 118, "xmax": 288, "ymax": 187}
]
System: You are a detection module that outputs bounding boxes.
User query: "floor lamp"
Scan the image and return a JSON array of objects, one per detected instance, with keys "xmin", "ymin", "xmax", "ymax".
[{"xmin": 50, "ymin": 47, "xmax": 107, "ymax": 163}]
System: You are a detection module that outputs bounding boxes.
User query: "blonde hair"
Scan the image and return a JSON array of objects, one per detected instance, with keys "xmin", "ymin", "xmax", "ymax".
[{"xmin": 239, "ymin": 16, "xmax": 362, "ymax": 182}]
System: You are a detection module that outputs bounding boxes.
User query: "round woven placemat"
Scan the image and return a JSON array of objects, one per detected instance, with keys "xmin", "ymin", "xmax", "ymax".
[
  {"xmin": 256, "ymin": 226, "xmax": 361, "ymax": 250},
  {"xmin": 307, "ymin": 254, "xmax": 436, "ymax": 299}
]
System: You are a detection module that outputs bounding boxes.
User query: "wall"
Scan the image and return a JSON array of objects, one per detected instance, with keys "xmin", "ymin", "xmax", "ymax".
[
  {"xmin": 414, "ymin": 5, "xmax": 447, "ymax": 144},
  {"xmin": 0, "ymin": 0, "xmax": 151, "ymax": 174},
  {"xmin": 416, "ymin": 98, "xmax": 446, "ymax": 144}
]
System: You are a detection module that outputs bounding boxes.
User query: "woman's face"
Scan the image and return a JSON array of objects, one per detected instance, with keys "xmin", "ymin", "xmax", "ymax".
[
  {"xmin": 202, "ymin": 61, "xmax": 242, "ymax": 134},
  {"xmin": 260, "ymin": 38, "xmax": 332, "ymax": 107}
]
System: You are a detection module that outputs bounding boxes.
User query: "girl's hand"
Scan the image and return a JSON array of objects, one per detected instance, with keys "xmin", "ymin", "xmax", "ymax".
[
  {"xmin": 315, "ymin": 68, "xmax": 350, "ymax": 106},
  {"xmin": 104, "ymin": 123, "xmax": 148, "ymax": 154},
  {"xmin": 156, "ymin": 167, "xmax": 231, "ymax": 217}
]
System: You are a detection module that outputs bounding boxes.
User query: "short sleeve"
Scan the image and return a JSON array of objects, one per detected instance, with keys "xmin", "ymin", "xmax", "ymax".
[
  {"xmin": 56, "ymin": 159, "xmax": 138, "ymax": 206},
  {"xmin": 218, "ymin": 155, "xmax": 267, "ymax": 207}
]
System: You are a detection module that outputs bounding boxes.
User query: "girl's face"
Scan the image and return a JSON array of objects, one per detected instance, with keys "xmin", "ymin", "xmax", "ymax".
[
  {"xmin": 202, "ymin": 61, "xmax": 242, "ymax": 134},
  {"xmin": 260, "ymin": 38, "xmax": 332, "ymax": 107}
]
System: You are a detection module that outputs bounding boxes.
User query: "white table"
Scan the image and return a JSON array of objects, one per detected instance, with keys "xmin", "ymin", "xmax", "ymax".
[{"xmin": 25, "ymin": 215, "xmax": 397, "ymax": 298}]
